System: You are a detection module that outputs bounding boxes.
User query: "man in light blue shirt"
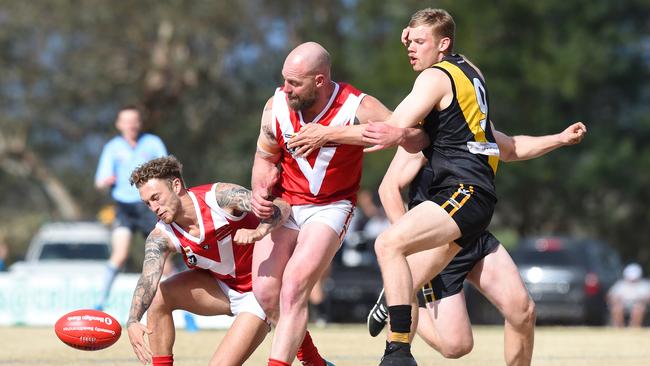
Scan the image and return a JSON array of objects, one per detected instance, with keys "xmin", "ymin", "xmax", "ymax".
[{"xmin": 94, "ymin": 105, "xmax": 167, "ymax": 310}]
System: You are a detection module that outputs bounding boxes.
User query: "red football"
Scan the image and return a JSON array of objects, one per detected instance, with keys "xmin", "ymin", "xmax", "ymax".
[{"xmin": 54, "ymin": 309, "xmax": 122, "ymax": 351}]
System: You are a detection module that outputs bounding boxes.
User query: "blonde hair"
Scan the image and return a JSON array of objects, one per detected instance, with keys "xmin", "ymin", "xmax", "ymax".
[{"xmin": 409, "ymin": 8, "xmax": 455, "ymax": 54}]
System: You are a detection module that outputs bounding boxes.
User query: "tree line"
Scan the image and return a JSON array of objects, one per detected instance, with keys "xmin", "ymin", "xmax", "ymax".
[{"xmin": 0, "ymin": 0, "xmax": 648, "ymax": 269}]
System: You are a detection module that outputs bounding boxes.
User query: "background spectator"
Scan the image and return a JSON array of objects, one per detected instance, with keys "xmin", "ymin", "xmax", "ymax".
[
  {"xmin": 94, "ymin": 105, "xmax": 168, "ymax": 310},
  {"xmin": 608, "ymin": 263, "xmax": 650, "ymax": 327}
]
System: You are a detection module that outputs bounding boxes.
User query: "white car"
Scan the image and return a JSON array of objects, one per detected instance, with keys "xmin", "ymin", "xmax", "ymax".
[{"xmin": 9, "ymin": 221, "xmax": 110, "ymax": 275}]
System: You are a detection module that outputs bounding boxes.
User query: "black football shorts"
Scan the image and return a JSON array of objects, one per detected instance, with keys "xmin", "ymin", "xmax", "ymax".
[{"xmin": 417, "ymin": 230, "xmax": 500, "ymax": 306}]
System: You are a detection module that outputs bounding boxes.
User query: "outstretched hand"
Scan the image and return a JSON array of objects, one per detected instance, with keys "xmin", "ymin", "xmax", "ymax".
[
  {"xmin": 559, "ymin": 122, "xmax": 587, "ymax": 145},
  {"xmin": 127, "ymin": 322, "xmax": 153, "ymax": 365}
]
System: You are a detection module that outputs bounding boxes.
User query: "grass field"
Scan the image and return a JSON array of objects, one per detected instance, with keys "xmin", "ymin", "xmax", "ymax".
[{"xmin": 1, "ymin": 325, "xmax": 649, "ymax": 365}]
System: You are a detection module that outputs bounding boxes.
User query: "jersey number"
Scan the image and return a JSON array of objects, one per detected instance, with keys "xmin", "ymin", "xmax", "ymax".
[{"xmin": 473, "ymin": 78, "xmax": 488, "ymax": 131}]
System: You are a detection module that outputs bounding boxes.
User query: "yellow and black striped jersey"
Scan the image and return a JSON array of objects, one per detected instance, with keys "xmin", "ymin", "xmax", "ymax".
[{"xmin": 422, "ymin": 54, "xmax": 499, "ymax": 198}]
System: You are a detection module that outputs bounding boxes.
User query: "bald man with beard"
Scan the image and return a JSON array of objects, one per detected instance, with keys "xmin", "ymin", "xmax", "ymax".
[{"xmin": 250, "ymin": 42, "xmax": 427, "ymax": 366}]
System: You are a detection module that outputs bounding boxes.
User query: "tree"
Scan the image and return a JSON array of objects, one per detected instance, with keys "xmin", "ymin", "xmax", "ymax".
[{"xmin": 1, "ymin": 0, "xmax": 649, "ymax": 269}]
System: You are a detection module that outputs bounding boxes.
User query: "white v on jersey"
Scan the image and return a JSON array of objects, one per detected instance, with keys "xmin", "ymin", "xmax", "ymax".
[
  {"xmin": 271, "ymin": 82, "xmax": 366, "ymax": 205},
  {"xmin": 156, "ymin": 183, "xmax": 259, "ymax": 293}
]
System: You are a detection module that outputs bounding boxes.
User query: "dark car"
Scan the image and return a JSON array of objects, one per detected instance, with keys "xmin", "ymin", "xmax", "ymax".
[{"xmin": 511, "ymin": 236, "xmax": 622, "ymax": 325}]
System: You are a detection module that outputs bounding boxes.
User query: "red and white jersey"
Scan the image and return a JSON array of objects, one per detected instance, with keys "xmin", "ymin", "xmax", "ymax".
[
  {"xmin": 156, "ymin": 183, "xmax": 259, "ymax": 293},
  {"xmin": 271, "ymin": 82, "xmax": 366, "ymax": 205}
]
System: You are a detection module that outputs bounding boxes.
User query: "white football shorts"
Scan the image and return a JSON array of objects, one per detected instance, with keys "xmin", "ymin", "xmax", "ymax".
[
  {"xmin": 216, "ymin": 280, "xmax": 267, "ymax": 322},
  {"xmin": 283, "ymin": 199, "xmax": 355, "ymax": 239}
]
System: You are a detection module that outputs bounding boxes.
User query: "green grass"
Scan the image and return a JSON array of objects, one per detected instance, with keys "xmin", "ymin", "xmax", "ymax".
[{"xmin": 2, "ymin": 325, "xmax": 649, "ymax": 365}]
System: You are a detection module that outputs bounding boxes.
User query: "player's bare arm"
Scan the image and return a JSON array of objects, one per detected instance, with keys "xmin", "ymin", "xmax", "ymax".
[
  {"xmin": 375, "ymin": 122, "xmax": 587, "ymax": 226},
  {"xmin": 214, "ymin": 182, "xmax": 254, "ymax": 213},
  {"xmin": 363, "ymin": 69, "xmax": 451, "ymax": 151},
  {"xmin": 358, "ymin": 95, "xmax": 431, "ymax": 153},
  {"xmin": 215, "ymin": 182, "xmax": 291, "ymax": 244},
  {"xmin": 494, "ymin": 121, "xmax": 587, "ymax": 162},
  {"xmin": 286, "ymin": 95, "xmax": 389, "ymax": 158},
  {"xmin": 380, "ymin": 120, "xmax": 589, "ymax": 222},
  {"xmin": 252, "ymin": 97, "xmax": 283, "ymax": 219},
  {"xmin": 362, "ymin": 121, "xmax": 431, "ymax": 153},
  {"xmin": 127, "ymin": 229, "xmax": 172, "ymax": 364},
  {"xmin": 378, "ymin": 147, "xmax": 427, "ymax": 223},
  {"xmin": 288, "ymin": 95, "xmax": 429, "ymax": 156},
  {"xmin": 256, "ymin": 99, "xmax": 282, "ymax": 161}
]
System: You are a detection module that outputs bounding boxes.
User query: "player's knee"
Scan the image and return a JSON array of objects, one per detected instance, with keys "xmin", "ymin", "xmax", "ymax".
[
  {"xmin": 374, "ymin": 237, "xmax": 387, "ymax": 261},
  {"xmin": 374, "ymin": 232, "xmax": 397, "ymax": 260},
  {"xmin": 279, "ymin": 279, "xmax": 308, "ymax": 311},
  {"xmin": 375, "ymin": 229, "xmax": 410, "ymax": 259},
  {"xmin": 253, "ymin": 284, "xmax": 280, "ymax": 316},
  {"xmin": 525, "ymin": 299, "xmax": 537, "ymax": 326},
  {"xmin": 505, "ymin": 296, "xmax": 536, "ymax": 329},
  {"xmin": 439, "ymin": 338, "xmax": 473, "ymax": 359}
]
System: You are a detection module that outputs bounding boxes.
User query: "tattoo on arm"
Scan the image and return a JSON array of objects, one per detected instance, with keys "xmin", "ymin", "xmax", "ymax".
[
  {"xmin": 257, "ymin": 102, "xmax": 282, "ymax": 160},
  {"xmin": 215, "ymin": 183, "xmax": 253, "ymax": 212},
  {"xmin": 261, "ymin": 103, "xmax": 276, "ymax": 141},
  {"xmin": 127, "ymin": 231, "xmax": 168, "ymax": 325},
  {"xmin": 262, "ymin": 122, "xmax": 275, "ymax": 141}
]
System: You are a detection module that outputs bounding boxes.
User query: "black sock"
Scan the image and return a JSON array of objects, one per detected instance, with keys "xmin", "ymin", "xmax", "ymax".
[{"xmin": 388, "ymin": 304, "xmax": 412, "ymax": 344}]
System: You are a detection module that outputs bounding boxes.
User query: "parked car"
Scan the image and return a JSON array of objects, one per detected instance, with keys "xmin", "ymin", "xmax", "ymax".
[
  {"xmin": 511, "ymin": 236, "xmax": 622, "ymax": 325},
  {"xmin": 10, "ymin": 221, "xmax": 110, "ymax": 274}
]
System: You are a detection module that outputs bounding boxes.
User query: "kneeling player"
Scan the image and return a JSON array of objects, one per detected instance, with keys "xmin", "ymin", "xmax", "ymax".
[{"xmin": 125, "ymin": 155, "xmax": 289, "ymax": 366}]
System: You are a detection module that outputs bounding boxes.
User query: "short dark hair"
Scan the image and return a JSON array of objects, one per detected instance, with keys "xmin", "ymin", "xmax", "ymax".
[
  {"xmin": 118, "ymin": 104, "xmax": 142, "ymax": 118},
  {"xmin": 130, "ymin": 155, "xmax": 184, "ymax": 188}
]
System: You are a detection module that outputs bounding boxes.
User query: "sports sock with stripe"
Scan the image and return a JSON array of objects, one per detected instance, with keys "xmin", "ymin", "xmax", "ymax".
[
  {"xmin": 152, "ymin": 355, "xmax": 173, "ymax": 366},
  {"xmin": 387, "ymin": 304, "xmax": 412, "ymax": 344}
]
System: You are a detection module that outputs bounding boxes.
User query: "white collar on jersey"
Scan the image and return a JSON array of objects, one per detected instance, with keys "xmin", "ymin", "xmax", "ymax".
[
  {"xmin": 170, "ymin": 190, "xmax": 205, "ymax": 244},
  {"xmin": 298, "ymin": 81, "xmax": 339, "ymax": 125}
]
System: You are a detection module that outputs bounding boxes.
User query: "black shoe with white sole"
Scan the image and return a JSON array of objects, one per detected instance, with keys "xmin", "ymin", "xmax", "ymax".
[{"xmin": 367, "ymin": 289, "xmax": 388, "ymax": 337}]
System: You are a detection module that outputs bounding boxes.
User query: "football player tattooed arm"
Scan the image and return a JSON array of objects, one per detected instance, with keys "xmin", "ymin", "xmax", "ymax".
[
  {"xmin": 126, "ymin": 229, "xmax": 174, "ymax": 365},
  {"xmin": 494, "ymin": 121, "xmax": 587, "ymax": 162},
  {"xmin": 287, "ymin": 95, "xmax": 430, "ymax": 157},
  {"xmin": 252, "ymin": 97, "xmax": 283, "ymax": 219},
  {"xmin": 214, "ymin": 182, "xmax": 291, "ymax": 244}
]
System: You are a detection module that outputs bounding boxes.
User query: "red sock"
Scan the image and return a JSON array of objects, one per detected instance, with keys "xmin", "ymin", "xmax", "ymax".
[
  {"xmin": 152, "ymin": 355, "xmax": 173, "ymax": 366},
  {"xmin": 268, "ymin": 358, "xmax": 291, "ymax": 366},
  {"xmin": 296, "ymin": 330, "xmax": 325, "ymax": 366}
]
